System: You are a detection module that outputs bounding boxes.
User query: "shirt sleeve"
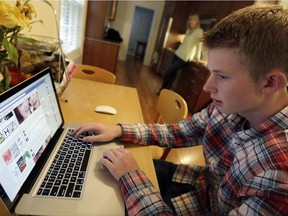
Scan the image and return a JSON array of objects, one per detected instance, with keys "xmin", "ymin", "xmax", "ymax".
[
  {"xmin": 119, "ymin": 170, "xmax": 174, "ymax": 216},
  {"xmin": 118, "ymin": 111, "xmax": 208, "ymax": 148}
]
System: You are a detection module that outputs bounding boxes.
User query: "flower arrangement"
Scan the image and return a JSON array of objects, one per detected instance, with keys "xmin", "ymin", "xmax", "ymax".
[{"xmin": 0, "ymin": 0, "xmax": 37, "ymax": 92}]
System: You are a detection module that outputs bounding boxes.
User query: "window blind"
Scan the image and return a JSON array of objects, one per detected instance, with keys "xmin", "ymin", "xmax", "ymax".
[{"xmin": 60, "ymin": 0, "xmax": 85, "ymax": 54}]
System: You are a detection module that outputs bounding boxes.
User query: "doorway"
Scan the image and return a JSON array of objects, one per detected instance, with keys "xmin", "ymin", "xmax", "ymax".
[{"xmin": 127, "ymin": 6, "xmax": 154, "ymax": 61}]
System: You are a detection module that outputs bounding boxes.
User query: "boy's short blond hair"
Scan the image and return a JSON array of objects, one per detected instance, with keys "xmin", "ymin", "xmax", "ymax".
[{"xmin": 202, "ymin": 4, "xmax": 288, "ymax": 81}]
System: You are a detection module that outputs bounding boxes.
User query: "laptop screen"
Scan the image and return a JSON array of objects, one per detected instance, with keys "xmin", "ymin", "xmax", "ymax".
[{"xmin": 0, "ymin": 68, "xmax": 63, "ymax": 204}]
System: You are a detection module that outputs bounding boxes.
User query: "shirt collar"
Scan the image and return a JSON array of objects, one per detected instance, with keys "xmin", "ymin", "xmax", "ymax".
[
  {"xmin": 221, "ymin": 106, "xmax": 288, "ymax": 141},
  {"xmin": 236, "ymin": 106, "xmax": 288, "ymax": 141}
]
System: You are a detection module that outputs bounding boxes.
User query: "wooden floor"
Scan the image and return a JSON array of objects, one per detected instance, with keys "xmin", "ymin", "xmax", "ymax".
[
  {"xmin": 114, "ymin": 57, "xmax": 205, "ymax": 166},
  {"xmin": 115, "ymin": 56, "xmax": 162, "ymax": 123}
]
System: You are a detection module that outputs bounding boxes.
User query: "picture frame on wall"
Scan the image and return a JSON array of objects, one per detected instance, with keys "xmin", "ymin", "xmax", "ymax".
[{"xmin": 107, "ymin": 0, "xmax": 118, "ymax": 20}]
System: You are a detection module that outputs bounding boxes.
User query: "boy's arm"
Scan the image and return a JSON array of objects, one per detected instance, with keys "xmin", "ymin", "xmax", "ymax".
[
  {"xmin": 119, "ymin": 113, "xmax": 206, "ymax": 148},
  {"xmin": 73, "ymin": 106, "xmax": 211, "ymax": 146},
  {"xmin": 119, "ymin": 170, "xmax": 174, "ymax": 216}
]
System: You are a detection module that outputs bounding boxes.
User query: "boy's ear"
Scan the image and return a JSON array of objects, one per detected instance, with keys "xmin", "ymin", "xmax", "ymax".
[{"xmin": 261, "ymin": 71, "xmax": 287, "ymax": 94}]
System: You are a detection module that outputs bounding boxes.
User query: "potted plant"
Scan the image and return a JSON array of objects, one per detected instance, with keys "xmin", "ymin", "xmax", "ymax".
[{"xmin": 0, "ymin": 0, "xmax": 37, "ymax": 92}]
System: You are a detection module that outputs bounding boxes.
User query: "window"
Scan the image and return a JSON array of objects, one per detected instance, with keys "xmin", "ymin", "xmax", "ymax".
[{"xmin": 60, "ymin": 0, "xmax": 85, "ymax": 55}]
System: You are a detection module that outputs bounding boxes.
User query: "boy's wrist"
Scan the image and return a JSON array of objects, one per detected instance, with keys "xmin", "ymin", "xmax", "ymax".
[{"xmin": 115, "ymin": 124, "xmax": 123, "ymax": 138}]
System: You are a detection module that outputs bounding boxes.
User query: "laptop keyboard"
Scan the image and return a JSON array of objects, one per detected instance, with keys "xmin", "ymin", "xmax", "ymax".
[{"xmin": 36, "ymin": 129, "xmax": 92, "ymax": 199}]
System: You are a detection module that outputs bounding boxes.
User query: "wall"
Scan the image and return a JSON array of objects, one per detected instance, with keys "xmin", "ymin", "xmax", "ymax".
[
  {"xmin": 109, "ymin": 0, "xmax": 165, "ymax": 66},
  {"xmin": 280, "ymin": 0, "xmax": 288, "ymax": 8},
  {"xmin": 21, "ymin": 1, "xmax": 60, "ymax": 38}
]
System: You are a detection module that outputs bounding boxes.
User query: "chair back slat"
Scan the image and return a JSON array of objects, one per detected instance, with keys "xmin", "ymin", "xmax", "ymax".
[{"xmin": 73, "ymin": 64, "xmax": 116, "ymax": 84}]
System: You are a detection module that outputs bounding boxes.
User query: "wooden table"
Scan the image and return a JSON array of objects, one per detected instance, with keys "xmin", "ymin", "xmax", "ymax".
[
  {"xmin": 60, "ymin": 78, "xmax": 143, "ymax": 125},
  {"xmin": 60, "ymin": 78, "xmax": 159, "ymax": 189}
]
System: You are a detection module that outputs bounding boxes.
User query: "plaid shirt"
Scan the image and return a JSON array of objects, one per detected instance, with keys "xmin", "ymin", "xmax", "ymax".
[{"xmin": 118, "ymin": 104, "xmax": 288, "ymax": 215}]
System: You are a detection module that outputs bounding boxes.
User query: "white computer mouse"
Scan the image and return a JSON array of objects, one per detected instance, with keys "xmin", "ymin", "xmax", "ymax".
[{"xmin": 95, "ymin": 105, "xmax": 117, "ymax": 115}]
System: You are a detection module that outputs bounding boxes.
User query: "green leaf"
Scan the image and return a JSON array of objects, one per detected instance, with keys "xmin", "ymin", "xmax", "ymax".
[
  {"xmin": 18, "ymin": 36, "xmax": 39, "ymax": 43},
  {"xmin": 3, "ymin": 38, "xmax": 19, "ymax": 66},
  {"xmin": 0, "ymin": 78, "xmax": 4, "ymax": 86},
  {"xmin": 0, "ymin": 85, "xmax": 5, "ymax": 94},
  {"xmin": 3, "ymin": 66, "xmax": 11, "ymax": 88}
]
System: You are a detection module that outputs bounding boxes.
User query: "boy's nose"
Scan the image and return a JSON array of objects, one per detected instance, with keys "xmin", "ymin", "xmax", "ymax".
[
  {"xmin": 203, "ymin": 76, "xmax": 212, "ymax": 93},
  {"xmin": 203, "ymin": 75, "xmax": 217, "ymax": 94}
]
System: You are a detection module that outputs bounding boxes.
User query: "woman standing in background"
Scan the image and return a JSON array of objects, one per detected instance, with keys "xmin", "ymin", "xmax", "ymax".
[{"xmin": 158, "ymin": 14, "xmax": 203, "ymax": 93}]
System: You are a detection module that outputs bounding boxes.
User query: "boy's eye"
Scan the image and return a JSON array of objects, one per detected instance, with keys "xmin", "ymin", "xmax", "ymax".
[{"xmin": 217, "ymin": 74, "xmax": 228, "ymax": 79}]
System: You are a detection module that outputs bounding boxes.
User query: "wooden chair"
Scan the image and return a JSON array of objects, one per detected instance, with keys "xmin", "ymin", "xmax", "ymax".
[
  {"xmin": 156, "ymin": 89, "xmax": 188, "ymax": 124},
  {"xmin": 150, "ymin": 89, "xmax": 188, "ymax": 160},
  {"xmin": 73, "ymin": 64, "xmax": 116, "ymax": 84}
]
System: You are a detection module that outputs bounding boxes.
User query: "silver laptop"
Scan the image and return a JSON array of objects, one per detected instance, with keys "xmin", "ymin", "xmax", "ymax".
[{"xmin": 0, "ymin": 68, "xmax": 124, "ymax": 215}]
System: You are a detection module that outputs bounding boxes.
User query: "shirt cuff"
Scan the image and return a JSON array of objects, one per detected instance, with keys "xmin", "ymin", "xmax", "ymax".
[
  {"xmin": 117, "ymin": 123, "xmax": 148, "ymax": 145},
  {"xmin": 119, "ymin": 170, "xmax": 154, "ymax": 197}
]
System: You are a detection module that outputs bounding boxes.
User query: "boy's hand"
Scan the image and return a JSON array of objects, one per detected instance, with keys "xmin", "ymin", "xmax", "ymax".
[
  {"xmin": 72, "ymin": 123, "xmax": 122, "ymax": 142},
  {"xmin": 100, "ymin": 148, "xmax": 140, "ymax": 181}
]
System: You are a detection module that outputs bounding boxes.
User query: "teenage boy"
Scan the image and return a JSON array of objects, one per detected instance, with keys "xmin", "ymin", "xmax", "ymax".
[{"xmin": 73, "ymin": 4, "xmax": 288, "ymax": 215}]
